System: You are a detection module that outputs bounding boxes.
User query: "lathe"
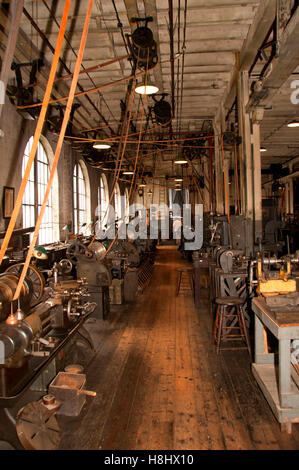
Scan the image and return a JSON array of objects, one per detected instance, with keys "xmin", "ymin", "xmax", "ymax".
[{"xmin": 0, "ymin": 256, "xmax": 97, "ymax": 449}]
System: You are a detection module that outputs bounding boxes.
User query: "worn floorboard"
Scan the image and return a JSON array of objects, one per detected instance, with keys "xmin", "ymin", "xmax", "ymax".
[{"xmin": 59, "ymin": 246, "xmax": 299, "ymax": 450}]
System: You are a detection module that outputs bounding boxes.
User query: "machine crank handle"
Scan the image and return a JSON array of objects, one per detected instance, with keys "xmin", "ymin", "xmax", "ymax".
[{"xmin": 77, "ymin": 389, "xmax": 97, "ymax": 397}]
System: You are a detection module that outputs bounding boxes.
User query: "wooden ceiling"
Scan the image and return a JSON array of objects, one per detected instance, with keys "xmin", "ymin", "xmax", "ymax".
[{"xmin": 1, "ymin": 0, "xmax": 299, "ymax": 175}]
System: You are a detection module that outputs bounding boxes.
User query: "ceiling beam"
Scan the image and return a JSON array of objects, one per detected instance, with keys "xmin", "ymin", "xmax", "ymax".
[
  {"xmin": 224, "ymin": 0, "xmax": 277, "ymax": 111},
  {"xmin": 247, "ymin": 6, "xmax": 299, "ymax": 111}
]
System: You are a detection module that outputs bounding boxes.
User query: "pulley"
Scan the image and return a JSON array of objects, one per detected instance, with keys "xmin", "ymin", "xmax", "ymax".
[
  {"xmin": 130, "ymin": 18, "xmax": 158, "ymax": 69},
  {"xmin": 153, "ymin": 95, "xmax": 172, "ymax": 127}
]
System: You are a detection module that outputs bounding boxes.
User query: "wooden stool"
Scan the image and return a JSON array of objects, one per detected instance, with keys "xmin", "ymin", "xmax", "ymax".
[
  {"xmin": 176, "ymin": 267, "xmax": 194, "ymax": 296},
  {"xmin": 213, "ymin": 296, "xmax": 251, "ymax": 356}
]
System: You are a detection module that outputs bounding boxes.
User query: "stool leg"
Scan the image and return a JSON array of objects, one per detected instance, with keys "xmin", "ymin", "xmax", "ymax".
[
  {"xmin": 212, "ymin": 305, "xmax": 219, "ymax": 345},
  {"xmin": 238, "ymin": 305, "xmax": 251, "ymax": 357},
  {"xmin": 216, "ymin": 306, "xmax": 224, "ymax": 354},
  {"xmin": 176, "ymin": 272, "xmax": 182, "ymax": 296},
  {"xmin": 188, "ymin": 272, "xmax": 194, "ymax": 294}
]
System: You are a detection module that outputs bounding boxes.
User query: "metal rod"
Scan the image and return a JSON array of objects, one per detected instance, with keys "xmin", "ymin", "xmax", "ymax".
[{"xmin": 168, "ymin": 0, "xmax": 175, "ymax": 118}]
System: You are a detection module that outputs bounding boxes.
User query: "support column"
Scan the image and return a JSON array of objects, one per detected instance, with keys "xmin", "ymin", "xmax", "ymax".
[
  {"xmin": 214, "ymin": 110, "xmax": 224, "ymax": 215},
  {"xmin": 238, "ymin": 71, "xmax": 254, "ymax": 255},
  {"xmin": 223, "ymin": 152, "xmax": 231, "ymax": 216},
  {"xmin": 237, "ymin": 75, "xmax": 247, "ymax": 216},
  {"xmin": 289, "ymin": 164, "xmax": 294, "ymax": 214},
  {"xmin": 252, "ymin": 107, "xmax": 264, "ymax": 245},
  {"xmin": 285, "ymin": 183, "xmax": 290, "ymax": 215},
  {"xmin": 203, "ymin": 156, "xmax": 210, "ymax": 212},
  {"xmin": 209, "ymin": 134, "xmax": 215, "ymax": 213}
]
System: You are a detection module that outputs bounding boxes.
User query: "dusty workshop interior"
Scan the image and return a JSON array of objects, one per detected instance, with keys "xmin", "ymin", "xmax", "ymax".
[{"xmin": 0, "ymin": 0, "xmax": 299, "ymax": 453}]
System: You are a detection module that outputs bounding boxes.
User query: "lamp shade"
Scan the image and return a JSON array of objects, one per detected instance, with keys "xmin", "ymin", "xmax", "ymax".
[
  {"xmin": 287, "ymin": 120, "xmax": 299, "ymax": 128},
  {"xmin": 93, "ymin": 136, "xmax": 111, "ymax": 149},
  {"xmin": 135, "ymin": 76, "xmax": 159, "ymax": 95},
  {"xmin": 93, "ymin": 142, "xmax": 111, "ymax": 149}
]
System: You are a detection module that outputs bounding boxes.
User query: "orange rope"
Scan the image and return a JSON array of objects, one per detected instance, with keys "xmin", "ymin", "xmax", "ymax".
[
  {"xmin": 0, "ymin": 0, "xmax": 71, "ymax": 266},
  {"xmin": 12, "ymin": 0, "xmax": 93, "ymax": 301}
]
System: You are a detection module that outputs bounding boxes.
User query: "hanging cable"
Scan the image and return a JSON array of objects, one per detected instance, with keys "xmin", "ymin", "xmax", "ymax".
[
  {"xmin": 111, "ymin": 0, "xmax": 131, "ymax": 56},
  {"xmin": 0, "ymin": 0, "xmax": 71, "ymax": 266}
]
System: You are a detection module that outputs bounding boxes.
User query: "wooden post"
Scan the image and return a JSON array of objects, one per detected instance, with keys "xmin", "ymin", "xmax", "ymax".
[
  {"xmin": 203, "ymin": 156, "xmax": 210, "ymax": 212},
  {"xmin": 252, "ymin": 107, "xmax": 264, "ymax": 245},
  {"xmin": 214, "ymin": 110, "xmax": 224, "ymax": 215},
  {"xmin": 289, "ymin": 165, "xmax": 294, "ymax": 214},
  {"xmin": 238, "ymin": 71, "xmax": 254, "ymax": 255},
  {"xmin": 223, "ymin": 152, "xmax": 231, "ymax": 216}
]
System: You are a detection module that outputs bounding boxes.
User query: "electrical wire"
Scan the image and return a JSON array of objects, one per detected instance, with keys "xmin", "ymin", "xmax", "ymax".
[{"xmin": 111, "ymin": 0, "xmax": 131, "ymax": 56}]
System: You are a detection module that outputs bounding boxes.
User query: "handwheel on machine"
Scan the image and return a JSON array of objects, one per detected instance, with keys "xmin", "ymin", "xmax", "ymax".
[
  {"xmin": 66, "ymin": 240, "xmax": 87, "ymax": 265},
  {"xmin": 16, "ymin": 401, "xmax": 60, "ymax": 450},
  {"xmin": 5, "ymin": 264, "xmax": 45, "ymax": 306},
  {"xmin": 58, "ymin": 258, "xmax": 73, "ymax": 274}
]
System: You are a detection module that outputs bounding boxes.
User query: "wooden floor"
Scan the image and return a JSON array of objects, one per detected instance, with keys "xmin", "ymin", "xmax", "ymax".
[{"xmin": 59, "ymin": 246, "xmax": 299, "ymax": 450}]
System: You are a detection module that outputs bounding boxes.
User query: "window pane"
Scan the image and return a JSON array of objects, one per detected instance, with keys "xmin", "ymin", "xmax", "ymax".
[
  {"xmin": 73, "ymin": 163, "xmax": 87, "ymax": 234},
  {"xmin": 22, "ymin": 138, "xmax": 55, "ymax": 244}
]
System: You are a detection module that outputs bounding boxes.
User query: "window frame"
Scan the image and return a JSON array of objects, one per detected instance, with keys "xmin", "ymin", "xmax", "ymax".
[
  {"xmin": 97, "ymin": 173, "xmax": 109, "ymax": 225},
  {"xmin": 22, "ymin": 136, "xmax": 58, "ymax": 245},
  {"xmin": 114, "ymin": 183, "xmax": 121, "ymax": 223}
]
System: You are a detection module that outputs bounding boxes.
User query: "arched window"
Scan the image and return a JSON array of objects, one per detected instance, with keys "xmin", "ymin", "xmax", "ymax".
[
  {"xmin": 22, "ymin": 136, "xmax": 57, "ymax": 245},
  {"xmin": 114, "ymin": 183, "xmax": 121, "ymax": 222},
  {"xmin": 124, "ymin": 187, "xmax": 130, "ymax": 223},
  {"xmin": 73, "ymin": 163, "xmax": 90, "ymax": 234},
  {"xmin": 97, "ymin": 174, "xmax": 109, "ymax": 224}
]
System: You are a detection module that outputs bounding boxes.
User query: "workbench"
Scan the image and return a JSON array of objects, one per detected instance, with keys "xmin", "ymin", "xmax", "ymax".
[{"xmin": 252, "ymin": 297, "xmax": 299, "ymax": 433}]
